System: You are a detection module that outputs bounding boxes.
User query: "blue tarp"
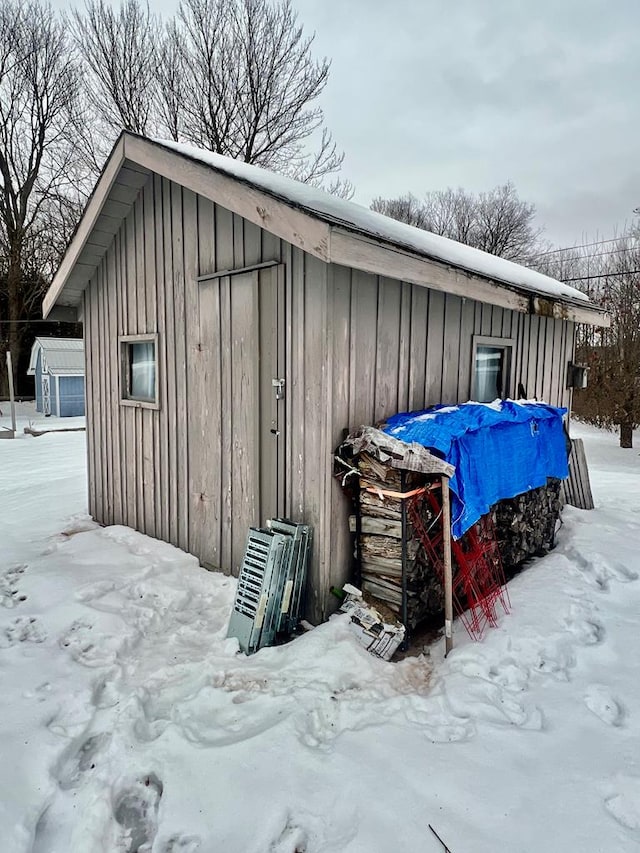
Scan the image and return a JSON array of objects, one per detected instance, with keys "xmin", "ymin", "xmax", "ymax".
[{"xmin": 383, "ymin": 401, "xmax": 569, "ymax": 539}]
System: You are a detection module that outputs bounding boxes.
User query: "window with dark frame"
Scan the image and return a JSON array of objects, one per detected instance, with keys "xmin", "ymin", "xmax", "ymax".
[
  {"xmin": 120, "ymin": 335, "xmax": 158, "ymax": 407},
  {"xmin": 472, "ymin": 336, "xmax": 513, "ymax": 403}
]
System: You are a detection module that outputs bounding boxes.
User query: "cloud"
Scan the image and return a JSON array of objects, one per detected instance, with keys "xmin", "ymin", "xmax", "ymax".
[{"xmin": 297, "ymin": 0, "xmax": 640, "ymax": 244}]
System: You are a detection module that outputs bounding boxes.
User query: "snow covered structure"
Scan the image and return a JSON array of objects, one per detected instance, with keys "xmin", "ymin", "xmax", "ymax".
[
  {"xmin": 27, "ymin": 337, "xmax": 85, "ymax": 417},
  {"xmin": 42, "ymin": 131, "xmax": 608, "ymax": 622}
]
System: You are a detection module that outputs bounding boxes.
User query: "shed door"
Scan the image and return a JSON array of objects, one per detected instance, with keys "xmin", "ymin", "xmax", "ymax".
[{"xmin": 198, "ymin": 264, "xmax": 286, "ymax": 574}]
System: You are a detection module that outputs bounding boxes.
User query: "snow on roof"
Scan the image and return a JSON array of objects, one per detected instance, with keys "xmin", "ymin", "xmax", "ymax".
[
  {"xmin": 155, "ymin": 138, "xmax": 588, "ymax": 305},
  {"xmin": 28, "ymin": 337, "xmax": 84, "ymax": 376}
]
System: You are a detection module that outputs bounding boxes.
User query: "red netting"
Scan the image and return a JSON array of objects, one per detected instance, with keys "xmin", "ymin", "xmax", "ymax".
[{"xmin": 407, "ymin": 485, "xmax": 510, "ymax": 641}]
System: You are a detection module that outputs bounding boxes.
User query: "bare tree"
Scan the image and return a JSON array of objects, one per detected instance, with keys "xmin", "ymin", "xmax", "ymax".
[
  {"xmin": 71, "ymin": 0, "xmax": 161, "ymax": 138},
  {"xmin": 0, "ymin": 0, "xmax": 81, "ymax": 396},
  {"xmin": 165, "ymin": 0, "xmax": 346, "ymax": 187},
  {"xmin": 372, "ymin": 182, "xmax": 544, "ymax": 263}
]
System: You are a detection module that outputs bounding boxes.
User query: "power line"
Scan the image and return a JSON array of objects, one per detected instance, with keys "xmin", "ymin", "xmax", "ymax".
[
  {"xmin": 560, "ymin": 269, "xmax": 640, "ymax": 283},
  {"xmin": 533, "ymin": 236, "xmax": 638, "ymax": 258},
  {"xmin": 0, "ymin": 319, "xmax": 78, "ymax": 325}
]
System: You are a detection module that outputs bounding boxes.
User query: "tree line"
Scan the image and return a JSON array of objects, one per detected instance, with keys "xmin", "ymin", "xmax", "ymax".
[{"xmin": 1, "ymin": 0, "xmax": 637, "ymax": 449}]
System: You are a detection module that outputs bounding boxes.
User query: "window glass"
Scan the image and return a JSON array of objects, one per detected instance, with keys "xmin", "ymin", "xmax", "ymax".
[
  {"xmin": 128, "ymin": 341, "xmax": 156, "ymax": 402},
  {"xmin": 475, "ymin": 345, "xmax": 505, "ymax": 402}
]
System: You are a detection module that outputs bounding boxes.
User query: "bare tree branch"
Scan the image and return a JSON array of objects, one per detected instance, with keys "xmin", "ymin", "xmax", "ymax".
[{"xmin": 372, "ymin": 182, "xmax": 544, "ymax": 263}]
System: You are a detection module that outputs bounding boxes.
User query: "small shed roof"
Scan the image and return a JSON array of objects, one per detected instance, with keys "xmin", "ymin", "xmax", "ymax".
[
  {"xmin": 28, "ymin": 337, "xmax": 84, "ymax": 376},
  {"xmin": 43, "ymin": 132, "xmax": 608, "ymax": 327}
]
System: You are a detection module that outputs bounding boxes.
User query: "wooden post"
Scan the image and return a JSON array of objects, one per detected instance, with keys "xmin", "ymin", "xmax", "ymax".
[
  {"xmin": 441, "ymin": 475, "xmax": 453, "ymax": 656},
  {"xmin": 6, "ymin": 351, "xmax": 16, "ymax": 434}
]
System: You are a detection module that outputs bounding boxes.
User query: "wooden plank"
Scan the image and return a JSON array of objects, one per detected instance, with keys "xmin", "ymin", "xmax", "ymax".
[
  {"xmin": 162, "ymin": 177, "xmax": 178, "ymax": 546},
  {"xmin": 374, "ymin": 276, "xmax": 401, "ymax": 420},
  {"xmin": 425, "ymin": 289, "xmax": 445, "ymax": 405},
  {"xmin": 103, "ymin": 249, "xmax": 117, "ymax": 524},
  {"xmin": 195, "ymin": 278, "xmax": 222, "ymax": 569},
  {"xmin": 258, "ymin": 265, "xmax": 278, "ymax": 525},
  {"xmin": 548, "ymin": 319, "xmax": 562, "ymax": 407},
  {"xmin": 132, "ymin": 194, "xmax": 144, "ymax": 532},
  {"xmin": 183, "ymin": 189, "xmax": 199, "ymax": 552},
  {"xmin": 154, "ymin": 178, "xmax": 169, "ymax": 542},
  {"xmin": 275, "ymin": 263, "xmax": 286, "ymax": 519},
  {"xmin": 243, "ymin": 219, "xmax": 262, "ymax": 269},
  {"xmin": 541, "ymin": 317, "xmax": 555, "ymax": 404},
  {"xmin": 349, "ymin": 269, "xmax": 378, "ymax": 428},
  {"xmin": 219, "ymin": 274, "xmax": 233, "ymax": 571},
  {"xmin": 526, "ymin": 315, "xmax": 540, "ymax": 401},
  {"xmin": 99, "ymin": 263, "xmax": 110, "ymax": 520},
  {"xmin": 114, "ymin": 230, "xmax": 126, "ymax": 526},
  {"xmin": 303, "ymin": 253, "xmax": 329, "ymax": 620},
  {"xmin": 89, "ymin": 276, "xmax": 104, "ymax": 523},
  {"xmin": 408, "ymin": 284, "xmax": 428, "ymax": 410},
  {"xmin": 491, "ymin": 305, "xmax": 504, "ymax": 338},
  {"xmin": 198, "ymin": 195, "xmax": 216, "ymax": 276},
  {"xmin": 349, "ymin": 515, "xmax": 403, "ymax": 538},
  {"xmin": 83, "ymin": 289, "xmax": 96, "ymax": 518},
  {"xmin": 397, "ymin": 281, "xmax": 412, "ymax": 413},
  {"xmin": 171, "ymin": 180, "xmax": 189, "ymax": 551},
  {"xmin": 214, "ymin": 204, "xmax": 234, "ymax": 273},
  {"xmin": 457, "ymin": 296, "xmax": 475, "ymax": 401},
  {"xmin": 564, "ymin": 438, "xmax": 594, "ymax": 510},
  {"xmin": 143, "ymin": 176, "xmax": 157, "ymax": 538},
  {"xmin": 327, "ymin": 264, "xmax": 353, "ymax": 602},
  {"xmin": 230, "ymin": 271, "xmax": 260, "ymax": 570},
  {"xmin": 441, "ymin": 294, "xmax": 461, "ymax": 404},
  {"xmin": 288, "ymin": 246, "xmax": 304, "ymax": 520},
  {"xmin": 109, "ymin": 233, "xmax": 123, "ymax": 525}
]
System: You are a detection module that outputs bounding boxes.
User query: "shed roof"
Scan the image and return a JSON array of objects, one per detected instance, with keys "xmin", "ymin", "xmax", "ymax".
[
  {"xmin": 28, "ymin": 337, "xmax": 84, "ymax": 376},
  {"xmin": 43, "ymin": 132, "xmax": 608, "ymax": 327}
]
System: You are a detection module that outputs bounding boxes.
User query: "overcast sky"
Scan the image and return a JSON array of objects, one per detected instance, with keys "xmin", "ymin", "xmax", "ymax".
[{"xmin": 287, "ymin": 0, "xmax": 639, "ymax": 247}]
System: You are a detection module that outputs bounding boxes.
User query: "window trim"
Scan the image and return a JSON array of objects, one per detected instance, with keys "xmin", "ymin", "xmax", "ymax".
[
  {"xmin": 471, "ymin": 335, "xmax": 515, "ymax": 401},
  {"xmin": 119, "ymin": 333, "xmax": 160, "ymax": 410}
]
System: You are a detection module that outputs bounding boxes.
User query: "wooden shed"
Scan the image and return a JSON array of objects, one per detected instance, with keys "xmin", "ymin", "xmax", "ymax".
[{"xmin": 43, "ymin": 132, "xmax": 607, "ymax": 622}]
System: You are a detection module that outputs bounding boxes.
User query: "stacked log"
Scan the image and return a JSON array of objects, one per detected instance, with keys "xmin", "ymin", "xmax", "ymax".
[
  {"xmin": 494, "ymin": 478, "xmax": 562, "ymax": 570},
  {"xmin": 349, "ymin": 453, "xmax": 443, "ymax": 628}
]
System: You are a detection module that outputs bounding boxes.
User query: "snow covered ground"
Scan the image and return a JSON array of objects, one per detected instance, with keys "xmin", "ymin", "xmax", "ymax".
[
  {"xmin": 0, "ymin": 400, "xmax": 85, "ymax": 434},
  {"xmin": 1, "ymin": 422, "xmax": 639, "ymax": 852}
]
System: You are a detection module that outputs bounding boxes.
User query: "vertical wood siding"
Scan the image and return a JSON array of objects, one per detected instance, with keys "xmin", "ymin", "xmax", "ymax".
[
  {"xmin": 83, "ymin": 174, "xmax": 575, "ymax": 624},
  {"xmin": 325, "ymin": 265, "xmax": 575, "ymax": 606}
]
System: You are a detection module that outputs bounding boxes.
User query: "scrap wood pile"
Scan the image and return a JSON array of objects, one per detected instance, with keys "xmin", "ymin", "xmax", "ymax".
[{"xmin": 337, "ymin": 427, "xmax": 454, "ymax": 629}]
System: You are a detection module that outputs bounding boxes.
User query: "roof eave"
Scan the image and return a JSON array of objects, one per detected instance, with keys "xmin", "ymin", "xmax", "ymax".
[{"xmin": 329, "ymin": 227, "xmax": 609, "ymax": 327}]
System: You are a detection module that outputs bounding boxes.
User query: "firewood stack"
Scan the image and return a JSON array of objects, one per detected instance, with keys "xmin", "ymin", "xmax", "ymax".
[
  {"xmin": 337, "ymin": 427, "xmax": 564, "ymax": 634},
  {"xmin": 493, "ymin": 479, "xmax": 562, "ymax": 570}
]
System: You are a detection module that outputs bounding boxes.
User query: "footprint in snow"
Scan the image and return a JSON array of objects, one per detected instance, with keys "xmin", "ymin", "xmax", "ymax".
[
  {"xmin": 0, "ymin": 563, "xmax": 28, "ymax": 608},
  {"xmin": 269, "ymin": 815, "xmax": 308, "ymax": 852},
  {"xmin": 564, "ymin": 602, "xmax": 605, "ymax": 646},
  {"xmin": 159, "ymin": 835, "xmax": 201, "ymax": 852},
  {"xmin": 55, "ymin": 732, "xmax": 111, "ymax": 790},
  {"xmin": 1, "ymin": 615, "xmax": 47, "ymax": 646},
  {"xmin": 604, "ymin": 776, "xmax": 640, "ymax": 831},
  {"xmin": 584, "ymin": 685, "xmax": 625, "ymax": 727},
  {"xmin": 59, "ymin": 619, "xmax": 118, "ymax": 667},
  {"xmin": 113, "ymin": 773, "xmax": 163, "ymax": 853}
]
